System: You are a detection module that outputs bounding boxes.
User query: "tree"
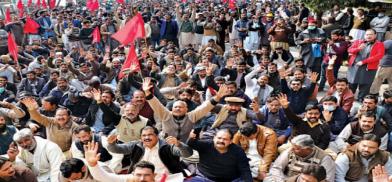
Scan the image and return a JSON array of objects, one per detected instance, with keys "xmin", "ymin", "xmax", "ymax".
[{"xmin": 300, "ymin": 0, "xmax": 367, "ymax": 13}]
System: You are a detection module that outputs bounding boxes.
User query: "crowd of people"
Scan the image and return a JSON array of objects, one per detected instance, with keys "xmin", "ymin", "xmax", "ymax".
[{"xmin": 0, "ymin": 0, "xmax": 392, "ymax": 181}]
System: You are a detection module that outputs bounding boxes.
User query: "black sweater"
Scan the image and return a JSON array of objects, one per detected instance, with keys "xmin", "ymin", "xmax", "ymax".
[{"xmin": 187, "ymin": 138, "xmax": 252, "ymax": 182}]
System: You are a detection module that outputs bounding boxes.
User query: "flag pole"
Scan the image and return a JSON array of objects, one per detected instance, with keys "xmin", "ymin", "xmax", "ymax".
[{"xmin": 8, "ymin": 30, "xmax": 24, "ymax": 81}]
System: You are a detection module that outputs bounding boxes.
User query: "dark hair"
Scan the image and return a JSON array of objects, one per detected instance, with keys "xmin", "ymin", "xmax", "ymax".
[
  {"xmin": 102, "ymin": 90, "xmax": 115, "ymax": 99},
  {"xmin": 216, "ymin": 128, "xmax": 234, "ymax": 139},
  {"xmin": 362, "ymin": 133, "xmax": 381, "ymax": 146},
  {"xmin": 73, "ymin": 124, "xmax": 92, "ymax": 134},
  {"xmin": 239, "ymin": 122, "xmax": 258, "ymax": 137},
  {"xmin": 0, "ymin": 76, "xmax": 7, "ymax": 80},
  {"xmin": 141, "ymin": 126, "xmax": 159, "ymax": 136},
  {"xmin": 214, "ymin": 76, "xmax": 226, "ymax": 82},
  {"xmin": 43, "ymin": 96, "xmax": 59, "ymax": 105},
  {"xmin": 301, "ymin": 164, "xmax": 326, "ymax": 181},
  {"xmin": 57, "ymin": 77, "xmax": 68, "ymax": 82},
  {"xmin": 266, "ymin": 96, "xmax": 279, "ymax": 103},
  {"xmin": 225, "ymin": 81, "xmax": 237, "ymax": 87},
  {"xmin": 60, "ymin": 158, "xmax": 85, "ymax": 178},
  {"xmin": 384, "ymin": 90, "xmax": 392, "ymax": 99},
  {"xmin": 363, "ymin": 95, "xmax": 378, "ymax": 104},
  {"xmin": 238, "ymin": 60, "xmax": 247, "ymax": 66},
  {"xmin": 57, "ymin": 107, "xmax": 71, "ymax": 116},
  {"xmin": 336, "ymin": 77, "xmax": 349, "ymax": 84},
  {"xmin": 26, "ymin": 70, "xmax": 36, "ymax": 75},
  {"xmin": 290, "ymin": 79, "xmax": 303, "ymax": 84},
  {"xmin": 134, "ymin": 161, "xmax": 155, "ymax": 173},
  {"xmin": 293, "ymin": 68, "xmax": 305, "ymax": 74},
  {"xmin": 321, "ymin": 95, "xmax": 338, "ymax": 103},
  {"xmin": 305, "ymin": 104, "xmax": 321, "ymax": 112},
  {"xmin": 359, "ymin": 111, "xmax": 377, "ymax": 121},
  {"xmin": 331, "ymin": 29, "xmax": 343, "ymax": 36},
  {"xmin": 178, "ymin": 88, "xmax": 194, "ymax": 96},
  {"xmin": 50, "ymin": 70, "xmax": 60, "ymax": 75}
]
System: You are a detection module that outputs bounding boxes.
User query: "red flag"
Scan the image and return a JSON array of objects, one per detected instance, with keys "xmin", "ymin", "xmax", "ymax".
[
  {"xmin": 208, "ymin": 86, "xmax": 217, "ymax": 96},
  {"xmin": 49, "ymin": 0, "xmax": 56, "ymax": 9},
  {"xmin": 87, "ymin": 0, "xmax": 99, "ymax": 12},
  {"xmin": 7, "ymin": 32, "xmax": 18, "ymax": 63},
  {"xmin": 182, "ymin": 0, "xmax": 186, "ymax": 3},
  {"xmin": 118, "ymin": 44, "xmax": 140, "ymax": 79},
  {"xmin": 5, "ymin": 8, "xmax": 11, "ymax": 24},
  {"xmin": 228, "ymin": 0, "xmax": 235, "ymax": 10},
  {"xmin": 112, "ymin": 13, "xmax": 145, "ymax": 45},
  {"xmin": 23, "ymin": 17, "xmax": 40, "ymax": 34},
  {"xmin": 116, "ymin": 0, "xmax": 124, "ymax": 4},
  {"xmin": 28, "ymin": 0, "xmax": 32, "ymax": 6},
  {"xmin": 36, "ymin": 0, "xmax": 41, "ymax": 8},
  {"xmin": 42, "ymin": 0, "xmax": 47, "ymax": 8},
  {"xmin": 92, "ymin": 27, "xmax": 101, "ymax": 44},
  {"xmin": 17, "ymin": 0, "xmax": 24, "ymax": 10},
  {"xmin": 159, "ymin": 173, "xmax": 167, "ymax": 182}
]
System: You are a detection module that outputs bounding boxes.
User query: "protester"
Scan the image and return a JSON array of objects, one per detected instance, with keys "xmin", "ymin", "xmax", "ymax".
[{"xmin": 1, "ymin": 1, "xmax": 392, "ymax": 181}]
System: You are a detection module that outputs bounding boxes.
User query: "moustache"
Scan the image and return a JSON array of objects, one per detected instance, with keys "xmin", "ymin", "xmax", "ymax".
[{"xmin": 217, "ymin": 142, "xmax": 225, "ymax": 145}]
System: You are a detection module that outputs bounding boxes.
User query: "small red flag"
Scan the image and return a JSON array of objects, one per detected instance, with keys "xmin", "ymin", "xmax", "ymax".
[
  {"xmin": 36, "ymin": 0, "xmax": 41, "ymax": 8},
  {"xmin": 116, "ymin": 0, "xmax": 124, "ymax": 4},
  {"xmin": 28, "ymin": 0, "xmax": 32, "ymax": 6},
  {"xmin": 229, "ymin": 0, "xmax": 235, "ymax": 10},
  {"xmin": 5, "ymin": 8, "xmax": 11, "ymax": 24},
  {"xmin": 159, "ymin": 173, "xmax": 167, "ymax": 182},
  {"xmin": 49, "ymin": 0, "xmax": 56, "ymax": 9},
  {"xmin": 118, "ymin": 44, "xmax": 140, "ymax": 79},
  {"xmin": 112, "ymin": 13, "xmax": 145, "ymax": 45},
  {"xmin": 87, "ymin": 0, "xmax": 99, "ymax": 12},
  {"xmin": 23, "ymin": 17, "xmax": 40, "ymax": 34},
  {"xmin": 17, "ymin": 0, "xmax": 24, "ymax": 10},
  {"xmin": 92, "ymin": 27, "xmax": 101, "ymax": 44},
  {"xmin": 208, "ymin": 86, "xmax": 217, "ymax": 96},
  {"xmin": 42, "ymin": 0, "xmax": 47, "ymax": 8},
  {"xmin": 7, "ymin": 32, "xmax": 18, "ymax": 63}
]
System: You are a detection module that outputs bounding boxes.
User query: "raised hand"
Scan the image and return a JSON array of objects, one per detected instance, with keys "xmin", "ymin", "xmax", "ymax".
[
  {"xmin": 83, "ymin": 142, "xmax": 101, "ymax": 167},
  {"xmin": 328, "ymin": 55, "xmax": 337, "ymax": 66},
  {"xmin": 310, "ymin": 72, "xmax": 319, "ymax": 83},
  {"xmin": 28, "ymin": 123, "xmax": 40, "ymax": 132},
  {"xmin": 91, "ymin": 88, "xmax": 102, "ymax": 103},
  {"xmin": 142, "ymin": 77, "xmax": 154, "ymax": 95},
  {"xmin": 277, "ymin": 93, "xmax": 289, "ymax": 109},
  {"xmin": 107, "ymin": 134, "xmax": 117, "ymax": 144},
  {"xmin": 20, "ymin": 98, "xmax": 39, "ymax": 110},
  {"xmin": 372, "ymin": 164, "xmax": 390, "ymax": 182},
  {"xmin": 278, "ymin": 67, "xmax": 287, "ymax": 79},
  {"xmin": 215, "ymin": 84, "xmax": 228, "ymax": 101},
  {"xmin": 7, "ymin": 142, "xmax": 18, "ymax": 162},
  {"xmin": 322, "ymin": 110, "xmax": 333, "ymax": 122},
  {"xmin": 165, "ymin": 136, "xmax": 180, "ymax": 147}
]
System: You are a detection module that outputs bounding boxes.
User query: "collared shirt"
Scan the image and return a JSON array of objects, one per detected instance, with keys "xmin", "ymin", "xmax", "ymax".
[{"xmin": 141, "ymin": 143, "xmax": 168, "ymax": 181}]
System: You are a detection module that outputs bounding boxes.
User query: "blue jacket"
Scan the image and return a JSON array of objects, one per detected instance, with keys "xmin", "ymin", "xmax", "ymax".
[
  {"xmin": 281, "ymin": 78, "xmax": 316, "ymax": 114},
  {"xmin": 160, "ymin": 20, "xmax": 179, "ymax": 40},
  {"xmin": 319, "ymin": 106, "xmax": 349, "ymax": 135},
  {"xmin": 257, "ymin": 106, "xmax": 291, "ymax": 137}
]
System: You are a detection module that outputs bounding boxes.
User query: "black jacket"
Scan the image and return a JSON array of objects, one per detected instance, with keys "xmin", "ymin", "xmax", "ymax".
[{"xmin": 107, "ymin": 139, "xmax": 192, "ymax": 175}]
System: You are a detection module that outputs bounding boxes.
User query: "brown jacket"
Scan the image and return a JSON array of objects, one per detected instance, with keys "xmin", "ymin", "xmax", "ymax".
[
  {"xmin": 344, "ymin": 144, "xmax": 390, "ymax": 181},
  {"xmin": 233, "ymin": 125, "xmax": 278, "ymax": 173},
  {"xmin": 326, "ymin": 68, "xmax": 355, "ymax": 113},
  {"xmin": 29, "ymin": 109, "xmax": 79, "ymax": 152}
]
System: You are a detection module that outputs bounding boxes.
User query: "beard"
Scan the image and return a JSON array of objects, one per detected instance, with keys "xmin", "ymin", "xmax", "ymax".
[{"xmin": 0, "ymin": 123, "xmax": 6, "ymax": 133}]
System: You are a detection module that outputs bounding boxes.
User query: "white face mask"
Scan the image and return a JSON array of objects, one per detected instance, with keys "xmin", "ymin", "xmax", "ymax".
[{"xmin": 324, "ymin": 105, "xmax": 336, "ymax": 112}]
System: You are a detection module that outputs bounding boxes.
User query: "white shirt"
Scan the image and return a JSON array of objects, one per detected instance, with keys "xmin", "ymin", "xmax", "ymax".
[{"xmin": 141, "ymin": 143, "xmax": 168, "ymax": 181}]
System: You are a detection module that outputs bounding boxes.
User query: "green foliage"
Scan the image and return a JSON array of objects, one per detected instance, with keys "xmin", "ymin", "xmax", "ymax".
[{"xmin": 300, "ymin": 0, "xmax": 363, "ymax": 12}]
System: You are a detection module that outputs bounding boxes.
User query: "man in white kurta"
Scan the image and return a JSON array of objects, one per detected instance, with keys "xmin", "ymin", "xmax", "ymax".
[{"xmin": 9, "ymin": 128, "xmax": 65, "ymax": 182}]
